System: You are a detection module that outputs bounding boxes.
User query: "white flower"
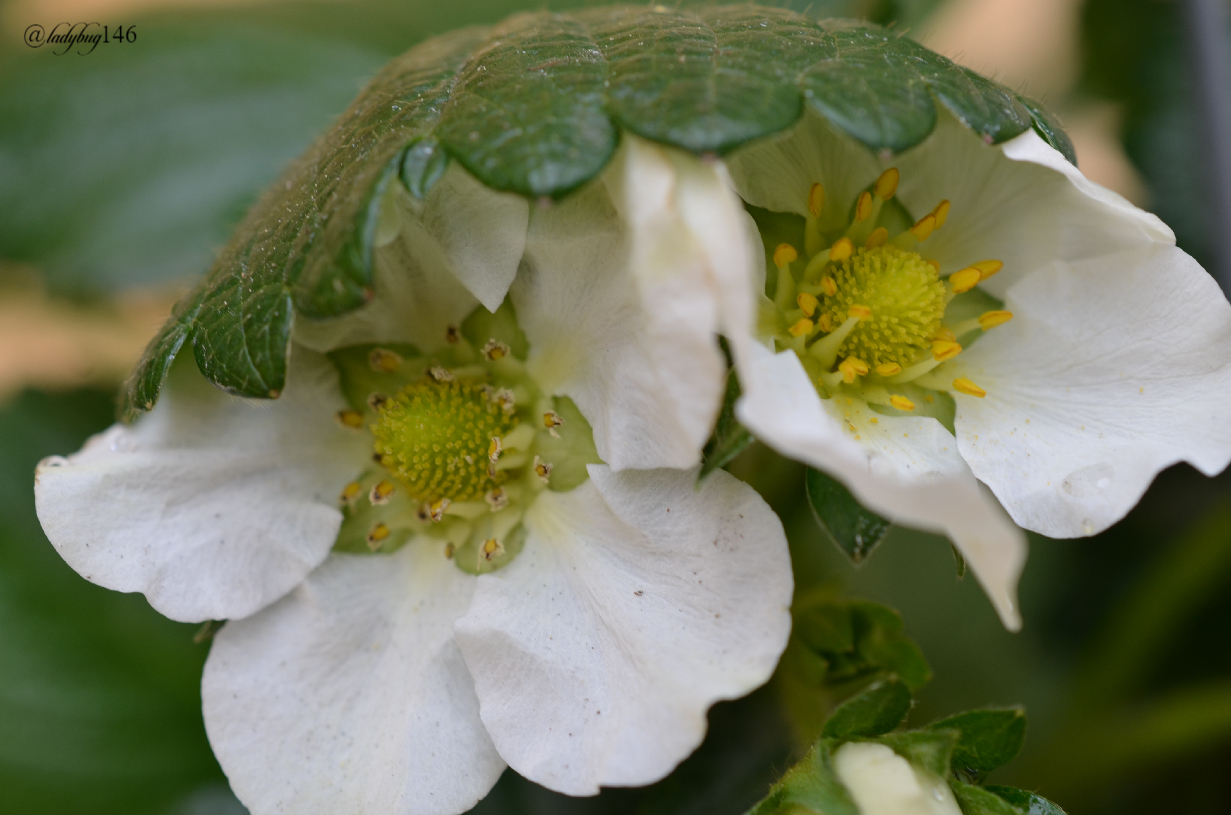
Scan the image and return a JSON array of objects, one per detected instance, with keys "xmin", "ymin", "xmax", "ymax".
[
  {"xmin": 725, "ymin": 109, "xmax": 1231, "ymax": 630},
  {"xmin": 34, "ymin": 136, "xmax": 792, "ymax": 814},
  {"xmin": 832, "ymin": 741, "xmax": 961, "ymax": 815}
]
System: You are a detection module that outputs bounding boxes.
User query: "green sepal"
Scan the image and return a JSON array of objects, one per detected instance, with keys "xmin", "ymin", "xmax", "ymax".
[
  {"xmin": 461, "ymin": 299, "xmax": 530, "ymax": 360},
  {"xmin": 821, "ymin": 676, "xmax": 913, "ymax": 740},
  {"xmin": 122, "ymin": 5, "xmax": 1073, "ymax": 414},
  {"xmin": 952, "ymin": 780, "xmax": 1027, "ymax": 815},
  {"xmin": 790, "ymin": 597, "xmax": 932, "ymax": 693},
  {"xmin": 984, "ymin": 786, "xmax": 1068, "ymax": 815},
  {"xmin": 805, "ymin": 468, "xmax": 892, "ymax": 565},
  {"xmin": 873, "ymin": 729, "xmax": 958, "ymax": 778},
  {"xmin": 700, "ymin": 368, "xmax": 755, "ymax": 481},
  {"xmin": 927, "ymin": 708, "xmax": 1027, "ymax": 778},
  {"xmin": 327, "ymin": 343, "xmax": 424, "ymax": 414},
  {"xmin": 745, "ymin": 738, "xmax": 859, "ymax": 815}
]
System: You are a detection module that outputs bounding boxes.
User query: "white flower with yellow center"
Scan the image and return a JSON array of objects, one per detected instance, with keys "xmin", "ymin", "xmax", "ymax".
[
  {"xmin": 726, "ymin": 110, "xmax": 1231, "ymax": 629},
  {"xmin": 33, "ymin": 137, "xmax": 792, "ymax": 815}
]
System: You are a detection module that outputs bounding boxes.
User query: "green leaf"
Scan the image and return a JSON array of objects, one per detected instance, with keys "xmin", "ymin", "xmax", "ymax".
[
  {"xmin": 984, "ymin": 786, "xmax": 1068, "ymax": 815},
  {"xmin": 805, "ymin": 467, "xmax": 892, "ymax": 564},
  {"xmin": 849, "ymin": 601, "xmax": 931, "ymax": 691},
  {"xmin": 121, "ymin": 5, "xmax": 1073, "ymax": 412},
  {"xmin": 821, "ymin": 677, "xmax": 913, "ymax": 739},
  {"xmin": 927, "ymin": 708, "xmax": 1027, "ymax": 776},
  {"xmin": 746, "ymin": 739, "xmax": 860, "ymax": 815},
  {"xmin": 874, "ymin": 729, "xmax": 957, "ymax": 778},
  {"xmin": 701, "ymin": 368, "xmax": 755, "ymax": 480},
  {"xmin": 951, "ymin": 780, "xmax": 1025, "ymax": 815}
]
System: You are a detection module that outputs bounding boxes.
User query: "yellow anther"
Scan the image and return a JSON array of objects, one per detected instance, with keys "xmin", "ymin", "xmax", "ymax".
[
  {"xmin": 855, "ymin": 191, "xmax": 873, "ymax": 222},
  {"xmin": 875, "ymin": 362, "xmax": 902, "ymax": 377},
  {"xmin": 367, "ymin": 392, "xmax": 390, "ymax": 412},
  {"xmin": 890, "ymin": 395, "xmax": 916, "ymax": 411},
  {"xmin": 909, "ymin": 214, "xmax": 937, "ymax": 242},
  {"xmin": 534, "ymin": 455, "xmax": 553, "ymax": 483},
  {"xmin": 821, "ymin": 276, "xmax": 838, "ymax": 297},
  {"xmin": 369, "ymin": 480, "xmax": 395, "ymax": 505},
  {"xmin": 487, "ymin": 436, "xmax": 503, "ymax": 463},
  {"xmin": 952, "ymin": 377, "xmax": 987, "ymax": 398},
  {"xmin": 773, "ymin": 243, "xmax": 798, "ymax": 268},
  {"xmin": 978, "ymin": 310, "xmax": 1014, "ymax": 330},
  {"xmin": 932, "ymin": 200, "xmax": 950, "ymax": 228},
  {"xmin": 340, "ymin": 481, "xmax": 362, "ymax": 503},
  {"xmin": 336, "ymin": 409, "xmax": 364, "ymax": 429},
  {"xmin": 874, "ymin": 168, "xmax": 899, "ymax": 200},
  {"xmin": 950, "ymin": 267, "xmax": 981, "ymax": 294},
  {"xmin": 865, "ymin": 227, "xmax": 888, "ymax": 249},
  {"xmin": 849, "ymin": 304, "xmax": 872, "ymax": 319},
  {"xmin": 482, "ymin": 538, "xmax": 505, "ymax": 561},
  {"xmin": 797, "ymin": 292, "xmax": 819, "ymax": 317},
  {"xmin": 818, "ymin": 313, "xmax": 833, "ymax": 332},
  {"xmin": 482, "ymin": 339, "xmax": 510, "ymax": 361},
  {"xmin": 366, "ymin": 523, "xmax": 391, "ymax": 549},
  {"xmin": 974, "ymin": 259, "xmax": 1004, "ymax": 279},
  {"xmin": 543, "ymin": 409, "xmax": 564, "ymax": 438},
  {"xmin": 429, "ymin": 498, "xmax": 450, "ymax": 522},
  {"xmin": 445, "ymin": 325, "xmax": 461, "ymax": 344},
  {"xmin": 935, "ymin": 326, "xmax": 957, "ymax": 342},
  {"xmin": 444, "ymin": 542, "xmax": 456, "ymax": 559},
  {"xmin": 788, "ymin": 318, "xmax": 814, "ymax": 338},
  {"xmin": 808, "ymin": 183, "xmax": 825, "ymax": 217},
  {"xmin": 926, "ymin": 259, "xmax": 940, "ymax": 273},
  {"xmin": 485, "ymin": 487, "xmax": 508, "ymax": 511},
  {"xmin": 839, "ymin": 356, "xmax": 869, "ymax": 384},
  {"xmin": 932, "ymin": 340, "xmax": 962, "ymax": 361},
  {"xmin": 368, "ymin": 347, "xmax": 403, "ymax": 373},
  {"xmin": 429, "ymin": 365, "xmax": 453, "ymax": 382},
  {"xmin": 829, "ymin": 237, "xmax": 854, "ymax": 263}
]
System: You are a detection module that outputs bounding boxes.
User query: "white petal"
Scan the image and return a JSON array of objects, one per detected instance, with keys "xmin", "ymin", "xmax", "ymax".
[
  {"xmin": 296, "ymin": 164, "xmax": 527, "ymax": 353},
  {"xmin": 832, "ymin": 742, "xmax": 962, "ymax": 815},
  {"xmin": 453, "ymin": 465, "xmax": 793, "ymax": 795},
  {"xmin": 894, "ymin": 112, "xmax": 1173, "ymax": 300},
  {"xmin": 736, "ymin": 343, "xmax": 1025, "ymax": 630},
  {"xmin": 951, "ymin": 243, "xmax": 1231, "ymax": 538},
  {"xmin": 202, "ymin": 545, "xmax": 505, "ymax": 815},
  {"xmin": 725, "ymin": 110, "xmax": 880, "ymax": 221},
  {"xmin": 34, "ymin": 349, "xmax": 366, "ymax": 623},
  {"xmin": 513, "ymin": 138, "xmax": 732, "ymax": 470}
]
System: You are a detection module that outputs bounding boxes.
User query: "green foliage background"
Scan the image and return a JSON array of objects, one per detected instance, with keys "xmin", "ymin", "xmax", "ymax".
[{"xmin": 1, "ymin": 0, "xmax": 1230, "ymax": 813}]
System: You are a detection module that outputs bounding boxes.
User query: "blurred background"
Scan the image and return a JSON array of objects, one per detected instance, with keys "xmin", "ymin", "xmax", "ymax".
[{"xmin": 2, "ymin": 0, "xmax": 1230, "ymax": 813}]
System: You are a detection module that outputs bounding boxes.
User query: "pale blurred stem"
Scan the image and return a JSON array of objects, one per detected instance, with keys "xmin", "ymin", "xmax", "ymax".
[
  {"xmin": 1182, "ymin": 0, "xmax": 1231, "ymax": 293},
  {"xmin": 1028, "ymin": 507, "xmax": 1231, "ymax": 793}
]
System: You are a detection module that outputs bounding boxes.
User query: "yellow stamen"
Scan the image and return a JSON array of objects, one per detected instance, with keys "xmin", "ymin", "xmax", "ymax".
[
  {"xmin": 849, "ymin": 304, "xmax": 872, "ymax": 319},
  {"xmin": 926, "ymin": 259, "xmax": 940, "ymax": 273},
  {"xmin": 366, "ymin": 523, "xmax": 391, "ymax": 549},
  {"xmin": 368, "ymin": 347, "xmax": 403, "ymax": 373},
  {"xmin": 534, "ymin": 455, "xmax": 553, "ymax": 483},
  {"xmin": 773, "ymin": 243, "xmax": 798, "ymax": 268},
  {"xmin": 340, "ymin": 481, "xmax": 362, "ymax": 503},
  {"xmin": 974, "ymin": 259, "xmax": 1003, "ymax": 279},
  {"xmin": 444, "ymin": 542, "xmax": 456, "ymax": 559},
  {"xmin": 950, "ymin": 267, "xmax": 981, "ymax": 294},
  {"xmin": 952, "ymin": 377, "xmax": 987, "ymax": 398},
  {"xmin": 543, "ymin": 410, "xmax": 564, "ymax": 437},
  {"xmin": 821, "ymin": 276, "xmax": 837, "ymax": 297},
  {"xmin": 932, "ymin": 340, "xmax": 962, "ymax": 361},
  {"xmin": 932, "ymin": 200, "xmax": 950, "ymax": 228},
  {"xmin": 370, "ymin": 480, "xmax": 395, "ymax": 504},
  {"xmin": 487, "ymin": 436, "xmax": 503, "ymax": 463},
  {"xmin": 797, "ymin": 292, "xmax": 819, "ymax": 317},
  {"xmin": 865, "ymin": 227, "xmax": 888, "ymax": 249},
  {"xmin": 818, "ymin": 313, "xmax": 833, "ymax": 333},
  {"xmin": 890, "ymin": 395, "xmax": 915, "ymax": 411},
  {"xmin": 445, "ymin": 325, "xmax": 461, "ymax": 344},
  {"xmin": 874, "ymin": 168, "xmax": 899, "ymax": 200},
  {"xmin": 875, "ymin": 362, "xmax": 902, "ymax": 377},
  {"xmin": 829, "ymin": 237, "xmax": 854, "ymax": 263},
  {"xmin": 336, "ymin": 409, "xmax": 364, "ymax": 429},
  {"xmin": 839, "ymin": 357, "xmax": 869, "ymax": 384},
  {"xmin": 808, "ymin": 183, "xmax": 825, "ymax": 217},
  {"xmin": 788, "ymin": 318, "xmax": 814, "ymax": 337},
  {"xmin": 855, "ymin": 191, "xmax": 873, "ymax": 222},
  {"xmin": 978, "ymin": 310, "xmax": 1013, "ymax": 330},
  {"xmin": 429, "ymin": 498, "xmax": 450, "ymax": 522},
  {"xmin": 482, "ymin": 339, "xmax": 510, "ymax": 361},
  {"xmin": 909, "ymin": 214, "xmax": 937, "ymax": 242},
  {"xmin": 482, "ymin": 538, "xmax": 504, "ymax": 561},
  {"xmin": 935, "ymin": 326, "xmax": 957, "ymax": 342}
]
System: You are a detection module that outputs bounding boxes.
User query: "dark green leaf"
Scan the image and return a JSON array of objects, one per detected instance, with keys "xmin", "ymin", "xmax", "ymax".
[
  {"xmin": 928, "ymin": 708, "xmax": 1026, "ymax": 775},
  {"xmin": 850, "ymin": 602, "xmax": 931, "ymax": 691},
  {"xmin": 701, "ymin": 369, "xmax": 755, "ymax": 480},
  {"xmin": 822, "ymin": 677, "xmax": 913, "ymax": 739},
  {"xmin": 952, "ymin": 780, "xmax": 1025, "ymax": 815},
  {"xmin": 984, "ymin": 786, "xmax": 1068, "ymax": 815},
  {"xmin": 874, "ymin": 729, "xmax": 957, "ymax": 778},
  {"xmin": 806, "ymin": 467, "xmax": 892, "ymax": 564},
  {"xmin": 1017, "ymin": 95, "xmax": 1078, "ymax": 167},
  {"xmin": 120, "ymin": 5, "xmax": 1074, "ymax": 411},
  {"xmin": 746, "ymin": 739, "xmax": 860, "ymax": 815}
]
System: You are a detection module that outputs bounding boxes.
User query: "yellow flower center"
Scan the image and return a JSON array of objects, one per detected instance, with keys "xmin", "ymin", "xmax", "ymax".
[{"xmin": 371, "ymin": 379, "xmax": 515, "ymax": 503}]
